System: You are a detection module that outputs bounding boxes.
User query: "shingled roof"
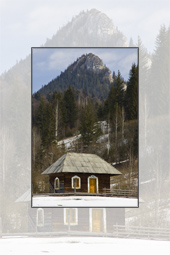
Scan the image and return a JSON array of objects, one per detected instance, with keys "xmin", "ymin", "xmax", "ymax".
[{"xmin": 41, "ymin": 152, "xmax": 122, "ymax": 175}]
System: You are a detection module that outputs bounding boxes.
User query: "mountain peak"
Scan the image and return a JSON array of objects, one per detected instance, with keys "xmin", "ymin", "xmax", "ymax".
[
  {"xmin": 45, "ymin": 9, "xmax": 128, "ymax": 47},
  {"xmin": 36, "ymin": 53, "xmax": 114, "ymax": 99},
  {"xmin": 72, "ymin": 53, "xmax": 113, "ymax": 82}
]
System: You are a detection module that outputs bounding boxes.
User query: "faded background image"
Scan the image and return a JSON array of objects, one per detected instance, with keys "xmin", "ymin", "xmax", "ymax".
[{"xmin": 0, "ymin": 0, "xmax": 170, "ymax": 241}]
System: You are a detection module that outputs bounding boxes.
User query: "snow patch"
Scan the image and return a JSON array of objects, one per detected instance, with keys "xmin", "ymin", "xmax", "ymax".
[
  {"xmin": 0, "ymin": 237, "xmax": 170, "ymax": 255},
  {"xmin": 32, "ymin": 195, "xmax": 138, "ymax": 207}
]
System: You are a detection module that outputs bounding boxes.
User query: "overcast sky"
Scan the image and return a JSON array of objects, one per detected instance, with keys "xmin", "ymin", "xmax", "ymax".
[
  {"xmin": 0, "ymin": 0, "xmax": 169, "ymax": 76},
  {"xmin": 32, "ymin": 47, "xmax": 138, "ymax": 93}
]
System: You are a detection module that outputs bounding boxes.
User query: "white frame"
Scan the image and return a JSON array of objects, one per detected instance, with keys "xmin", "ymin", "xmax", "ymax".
[
  {"xmin": 64, "ymin": 208, "xmax": 78, "ymax": 225},
  {"xmin": 89, "ymin": 208, "xmax": 106, "ymax": 233},
  {"xmin": 88, "ymin": 175, "xmax": 99, "ymax": 193},
  {"xmin": 54, "ymin": 177, "xmax": 60, "ymax": 190},
  {"xmin": 71, "ymin": 175, "xmax": 81, "ymax": 189},
  {"xmin": 36, "ymin": 208, "xmax": 44, "ymax": 227}
]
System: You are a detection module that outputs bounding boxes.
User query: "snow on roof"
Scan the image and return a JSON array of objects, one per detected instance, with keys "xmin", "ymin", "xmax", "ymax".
[{"xmin": 41, "ymin": 152, "xmax": 122, "ymax": 175}]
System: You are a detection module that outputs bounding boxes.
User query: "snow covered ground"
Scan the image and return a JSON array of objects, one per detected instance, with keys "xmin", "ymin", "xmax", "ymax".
[
  {"xmin": 0, "ymin": 237, "xmax": 170, "ymax": 255},
  {"xmin": 32, "ymin": 195, "xmax": 138, "ymax": 207},
  {"xmin": 57, "ymin": 134, "xmax": 81, "ymax": 149}
]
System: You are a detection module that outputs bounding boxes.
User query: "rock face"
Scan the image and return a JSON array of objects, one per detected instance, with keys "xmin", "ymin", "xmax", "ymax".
[
  {"xmin": 72, "ymin": 53, "xmax": 113, "ymax": 83},
  {"xmin": 80, "ymin": 53, "xmax": 106, "ymax": 73}
]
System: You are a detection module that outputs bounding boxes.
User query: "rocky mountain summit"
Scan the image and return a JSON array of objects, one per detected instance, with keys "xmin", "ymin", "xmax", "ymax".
[
  {"xmin": 45, "ymin": 9, "xmax": 128, "ymax": 47},
  {"xmin": 72, "ymin": 53, "xmax": 113, "ymax": 82},
  {"xmin": 36, "ymin": 53, "xmax": 114, "ymax": 99},
  {"xmin": 1, "ymin": 8, "xmax": 128, "ymax": 93}
]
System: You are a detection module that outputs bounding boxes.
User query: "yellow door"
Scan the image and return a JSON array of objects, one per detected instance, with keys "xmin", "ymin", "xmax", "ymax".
[
  {"xmin": 90, "ymin": 178, "xmax": 96, "ymax": 193},
  {"xmin": 92, "ymin": 209, "xmax": 102, "ymax": 232}
]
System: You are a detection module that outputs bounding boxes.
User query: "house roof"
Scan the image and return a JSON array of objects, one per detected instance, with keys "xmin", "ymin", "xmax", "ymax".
[{"xmin": 41, "ymin": 153, "xmax": 122, "ymax": 175}]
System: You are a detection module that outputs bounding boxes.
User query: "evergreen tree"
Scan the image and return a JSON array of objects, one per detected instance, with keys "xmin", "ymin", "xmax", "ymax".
[
  {"xmin": 36, "ymin": 96, "xmax": 56, "ymax": 147},
  {"xmin": 107, "ymin": 85, "xmax": 116, "ymax": 120},
  {"xmin": 103, "ymin": 70, "xmax": 125, "ymax": 121},
  {"xmin": 112, "ymin": 71, "xmax": 116, "ymax": 81},
  {"xmin": 79, "ymin": 101, "xmax": 95, "ymax": 146},
  {"xmin": 125, "ymin": 64, "xmax": 138, "ymax": 120},
  {"xmin": 97, "ymin": 104, "xmax": 104, "ymax": 120},
  {"xmin": 114, "ymin": 70, "xmax": 125, "ymax": 108},
  {"xmin": 44, "ymin": 103, "xmax": 55, "ymax": 146},
  {"xmin": 62, "ymin": 86, "xmax": 77, "ymax": 130},
  {"xmin": 149, "ymin": 25, "xmax": 169, "ymax": 116},
  {"xmin": 129, "ymin": 37, "xmax": 135, "ymax": 47},
  {"xmin": 36, "ymin": 96, "xmax": 47, "ymax": 137}
]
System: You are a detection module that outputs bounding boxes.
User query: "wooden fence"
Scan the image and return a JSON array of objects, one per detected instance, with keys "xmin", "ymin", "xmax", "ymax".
[
  {"xmin": 103, "ymin": 188, "xmax": 138, "ymax": 198},
  {"xmin": 1, "ymin": 226, "xmax": 170, "ymax": 241},
  {"xmin": 37, "ymin": 187, "xmax": 138, "ymax": 198},
  {"xmin": 112, "ymin": 225, "xmax": 170, "ymax": 241}
]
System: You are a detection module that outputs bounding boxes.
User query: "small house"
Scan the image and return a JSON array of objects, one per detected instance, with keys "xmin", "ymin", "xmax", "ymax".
[
  {"xmin": 15, "ymin": 189, "xmax": 125, "ymax": 233},
  {"xmin": 41, "ymin": 152, "xmax": 122, "ymax": 194}
]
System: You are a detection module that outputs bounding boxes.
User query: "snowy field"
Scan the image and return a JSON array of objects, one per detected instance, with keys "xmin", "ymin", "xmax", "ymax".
[
  {"xmin": 0, "ymin": 237, "xmax": 170, "ymax": 255},
  {"xmin": 32, "ymin": 195, "xmax": 138, "ymax": 207}
]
